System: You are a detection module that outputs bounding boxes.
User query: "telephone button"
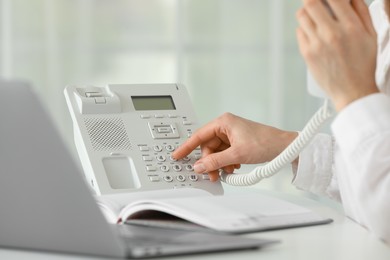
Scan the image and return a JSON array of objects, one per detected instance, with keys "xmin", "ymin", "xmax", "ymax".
[
  {"xmin": 149, "ymin": 122, "xmax": 180, "ymax": 139},
  {"xmin": 139, "ymin": 146, "xmax": 150, "ymax": 151},
  {"xmin": 156, "ymin": 155, "xmax": 166, "ymax": 162},
  {"xmin": 189, "ymin": 175, "xmax": 198, "ymax": 181},
  {"xmin": 85, "ymin": 92, "xmax": 102, "ymax": 98},
  {"xmin": 140, "ymin": 115, "xmax": 151, "ymax": 119},
  {"xmin": 182, "ymin": 156, "xmax": 191, "ymax": 162},
  {"xmin": 202, "ymin": 174, "xmax": 210, "ymax": 180},
  {"xmin": 154, "ymin": 114, "xmax": 164, "ymax": 118},
  {"xmin": 142, "ymin": 156, "xmax": 153, "ymax": 161},
  {"xmin": 149, "ymin": 176, "xmax": 160, "ymax": 182},
  {"xmin": 183, "ymin": 120, "xmax": 192, "ymax": 125},
  {"xmin": 185, "ymin": 165, "xmax": 194, "ymax": 171},
  {"xmin": 146, "ymin": 166, "xmax": 157, "ymax": 172},
  {"xmin": 176, "ymin": 175, "xmax": 186, "ymax": 182},
  {"xmin": 172, "ymin": 164, "xmax": 182, "ymax": 172},
  {"xmin": 153, "ymin": 145, "xmax": 163, "ymax": 152},
  {"xmin": 94, "ymin": 97, "xmax": 106, "ymax": 104},
  {"xmin": 169, "ymin": 155, "xmax": 177, "ymax": 162},
  {"xmin": 160, "ymin": 165, "xmax": 169, "ymax": 172},
  {"xmin": 163, "ymin": 176, "xmax": 173, "ymax": 182},
  {"xmin": 165, "ymin": 145, "xmax": 175, "ymax": 152},
  {"xmin": 168, "ymin": 114, "xmax": 177, "ymax": 118},
  {"xmin": 157, "ymin": 127, "xmax": 171, "ymax": 133}
]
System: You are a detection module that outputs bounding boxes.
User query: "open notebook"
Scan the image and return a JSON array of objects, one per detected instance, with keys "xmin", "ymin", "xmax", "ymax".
[{"xmin": 97, "ymin": 188, "xmax": 332, "ymax": 234}]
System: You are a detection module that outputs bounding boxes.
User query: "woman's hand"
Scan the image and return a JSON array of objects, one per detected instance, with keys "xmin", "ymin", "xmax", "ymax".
[
  {"xmin": 297, "ymin": 0, "xmax": 379, "ymax": 111},
  {"xmin": 172, "ymin": 113, "xmax": 297, "ymax": 181}
]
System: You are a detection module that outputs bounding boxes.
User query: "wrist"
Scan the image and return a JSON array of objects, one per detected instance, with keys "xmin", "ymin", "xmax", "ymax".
[
  {"xmin": 264, "ymin": 129, "xmax": 299, "ymax": 162},
  {"xmin": 281, "ymin": 131, "xmax": 300, "ymax": 170},
  {"xmin": 332, "ymin": 85, "xmax": 379, "ymax": 112},
  {"xmin": 280, "ymin": 131, "xmax": 299, "ymax": 150}
]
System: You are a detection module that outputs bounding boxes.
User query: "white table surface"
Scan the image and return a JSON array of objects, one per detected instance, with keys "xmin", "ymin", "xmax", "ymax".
[{"xmin": 1, "ymin": 186, "xmax": 389, "ymax": 260}]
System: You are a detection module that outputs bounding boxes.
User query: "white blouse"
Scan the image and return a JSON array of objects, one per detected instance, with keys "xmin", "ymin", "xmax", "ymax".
[{"xmin": 293, "ymin": 0, "xmax": 390, "ymax": 245}]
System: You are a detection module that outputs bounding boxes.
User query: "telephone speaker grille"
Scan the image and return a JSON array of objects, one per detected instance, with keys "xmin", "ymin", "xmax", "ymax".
[{"xmin": 84, "ymin": 117, "xmax": 132, "ymax": 151}]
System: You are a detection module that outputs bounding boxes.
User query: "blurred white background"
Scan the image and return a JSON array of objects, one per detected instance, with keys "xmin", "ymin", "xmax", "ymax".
[{"xmin": 0, "ymin": 0, "xmax": 374, "ymax": 193}]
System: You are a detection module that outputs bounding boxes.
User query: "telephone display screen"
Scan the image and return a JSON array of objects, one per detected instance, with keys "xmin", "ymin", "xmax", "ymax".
[{"xmin": 132, "ymin": 95, "xmax": 176, "ymax": 110}]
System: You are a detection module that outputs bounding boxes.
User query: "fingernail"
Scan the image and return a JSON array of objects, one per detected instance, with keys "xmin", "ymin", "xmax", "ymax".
[{"xmin": 194, "ymin": 163, "xmax": 206, "ymax": 173}]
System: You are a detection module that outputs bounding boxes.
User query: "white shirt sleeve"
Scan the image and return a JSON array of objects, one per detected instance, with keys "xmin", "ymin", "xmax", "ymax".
[
  {"xmin": 292, "ymin": 133, "xmax": 341, "ymax": 202},
  {"xmin": 331, "ymin": 93, "xmax": 390, "ymax": 244}
]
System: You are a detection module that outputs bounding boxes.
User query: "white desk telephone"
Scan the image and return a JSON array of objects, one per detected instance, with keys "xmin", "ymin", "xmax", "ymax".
[
  {"xmin": 64, "ymin": 84, "xmax": 223, "ymax": 195},
  {"xmin": 65, "ymin": 76, "xmax": 332, "ymax": 193}
]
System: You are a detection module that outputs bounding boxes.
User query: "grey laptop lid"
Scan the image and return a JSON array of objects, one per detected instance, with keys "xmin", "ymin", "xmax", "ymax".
[
  {"xmin": 0, "ymin": 81, "xmax": 126, "ymax": 258},
  {"xmin": 0, "ymin": 81, "xmax": 276, "ymax": 258}
]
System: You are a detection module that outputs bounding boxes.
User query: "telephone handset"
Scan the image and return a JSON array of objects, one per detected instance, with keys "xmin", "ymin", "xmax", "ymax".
[
  {"xmin": 220, "ymin": 71, "xmax": 333, "ymax": 186},
  {"xmin": 64, "ymin": 84, "xmax": 224, "ymax": 195}
]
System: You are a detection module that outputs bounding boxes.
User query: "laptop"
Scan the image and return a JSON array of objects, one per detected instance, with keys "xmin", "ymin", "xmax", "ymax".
[{"xmin": 0, "ymin": 80, "xmax": 277, "ymax": 258}]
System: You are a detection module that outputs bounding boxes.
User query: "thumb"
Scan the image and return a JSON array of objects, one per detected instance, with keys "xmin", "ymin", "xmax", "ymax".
[{"xmin": 193, "ymin": 148, "xmax": 237, "ymax": 174}]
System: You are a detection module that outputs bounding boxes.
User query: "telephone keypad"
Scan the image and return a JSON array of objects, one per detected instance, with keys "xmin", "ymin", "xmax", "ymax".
[{"xmin": 140, "ymin": 143, "xmax": 202, "ymax": 184}]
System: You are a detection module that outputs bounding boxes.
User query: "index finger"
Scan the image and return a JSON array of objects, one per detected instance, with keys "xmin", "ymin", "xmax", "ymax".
[{"xmin": 172, "ymin": 120, "xmax": 220, "ymax": 159}]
